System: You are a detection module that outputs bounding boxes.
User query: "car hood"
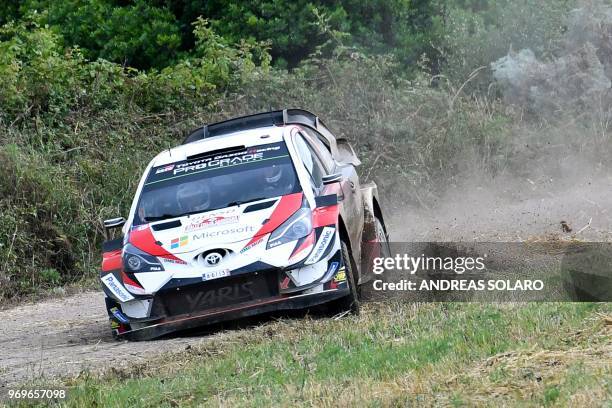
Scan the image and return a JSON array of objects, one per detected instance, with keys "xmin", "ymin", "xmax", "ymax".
[{"xmin": 128, "ymin": 192, "xmax": 304, "ymax": 257}]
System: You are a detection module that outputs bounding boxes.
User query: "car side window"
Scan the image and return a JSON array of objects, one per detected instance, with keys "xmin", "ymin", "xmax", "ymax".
[
  {"xmin": 295, "ymin": 133, "xmax": 326, "ymax": 188},
  {"xmin": 302, "ymin": 128, "xmax": 335, "ymax": 171}
]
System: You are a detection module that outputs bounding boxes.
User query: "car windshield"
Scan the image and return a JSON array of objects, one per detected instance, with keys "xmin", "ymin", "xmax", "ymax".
[{"xmin": 134, "ymin": 142, "xmax": 300, "ymax": 225}]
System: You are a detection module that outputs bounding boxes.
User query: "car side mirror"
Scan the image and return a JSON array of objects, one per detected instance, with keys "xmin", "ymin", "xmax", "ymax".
[
  {"xmin": 336, "ymin": 138, "xmax": 361, "ymax": 167},
  {"xmin": 103, "ymin": 217, "xmax": 125, "ymax": 240},
  {"xmin": 322, "ymin": 173, "xmax": 342, "ymax": 185}
]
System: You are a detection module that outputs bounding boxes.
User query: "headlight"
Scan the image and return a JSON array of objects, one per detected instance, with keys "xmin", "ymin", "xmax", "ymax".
[
  {"xmin": 267, "ymin": 208, "xmax": 313, "ymax": 249},
  {"xmin": 122, "ymin": 244, "xmax": 164, "ymax": 273}
]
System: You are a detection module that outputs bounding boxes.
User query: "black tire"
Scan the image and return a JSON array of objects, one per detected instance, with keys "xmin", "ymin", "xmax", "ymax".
[
  {"xmin": 373, "ymin": 214, "xmax": 391, "ymax": 258},
  {"xmin": 332, "ymin": 239, "xmax": 360, "ymax": 315}
]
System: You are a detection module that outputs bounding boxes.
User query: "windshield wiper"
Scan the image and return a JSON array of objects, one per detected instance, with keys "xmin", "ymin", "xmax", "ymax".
[{"xmin": 226, "ymin": 197, "xmax": 268, "ymax": 207}]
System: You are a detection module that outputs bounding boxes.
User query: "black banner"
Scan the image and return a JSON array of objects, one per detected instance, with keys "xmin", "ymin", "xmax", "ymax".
[{"xmin": 361, "ymin": 242, "xmax": 612, "ymax": 302}]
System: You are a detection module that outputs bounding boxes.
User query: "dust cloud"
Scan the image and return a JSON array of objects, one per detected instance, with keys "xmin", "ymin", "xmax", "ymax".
[{"xmin": 387, "ymin": 0, "xmax": 612, "ymax": 243}]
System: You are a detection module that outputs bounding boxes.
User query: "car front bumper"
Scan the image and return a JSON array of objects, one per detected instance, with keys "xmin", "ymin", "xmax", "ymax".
[{"xmin": 112, "ymin": 286, "xmax": 348, "ymax": 341}]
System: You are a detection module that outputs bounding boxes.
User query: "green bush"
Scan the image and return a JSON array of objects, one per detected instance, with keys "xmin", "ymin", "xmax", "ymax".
[
  {"xmin": 3, "ymin": 0, "xmax": 446, "ymax": 71},
  {"xmin": 21, "ymin": 0, "xmax": 182, "ymax": 69},
  {"xmin": 0, "ymin": 19, "xmax": 270, "ymax": 125}
]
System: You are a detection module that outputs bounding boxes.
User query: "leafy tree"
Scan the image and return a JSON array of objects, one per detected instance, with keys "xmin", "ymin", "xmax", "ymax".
[
  {"xmin": 0, "ymin": 1, "xmax": 21, "ymax": 25},
  {"xmin": 21, "ymin": 0, "xmax": 182, "ymax": 69},
  {"xmin": 146, "ymin": 0, "xmax": 444, "ymax": 68},
  {"xmin": 1, "ymin": 0, "xmax": 447, "ymax": 70}
]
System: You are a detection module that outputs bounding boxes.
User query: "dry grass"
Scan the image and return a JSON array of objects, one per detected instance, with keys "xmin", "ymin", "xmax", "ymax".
[{"xmin": 48, "ymin": 303, "xmax": 611, "ymax": 407}]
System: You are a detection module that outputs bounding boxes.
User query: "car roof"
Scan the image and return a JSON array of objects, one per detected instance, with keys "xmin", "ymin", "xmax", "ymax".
[
  {"xmin": 183, "ymin": 109, "xmax": 318, "ymax": 144},
  {"xmin": 150, "ymin": 126, "xmax": 287, "ymax": 167}
]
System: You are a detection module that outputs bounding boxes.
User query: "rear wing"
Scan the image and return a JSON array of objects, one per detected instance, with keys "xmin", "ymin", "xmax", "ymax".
[{"xmin": 183, "ymin": 109, "xmax": 323, "ymax": 144}]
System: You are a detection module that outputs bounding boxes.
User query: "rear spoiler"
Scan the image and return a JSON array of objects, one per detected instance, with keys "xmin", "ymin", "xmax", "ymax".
[{"xmin": 183, "ymin": 109, "xmax": 322, "ymax": 145}]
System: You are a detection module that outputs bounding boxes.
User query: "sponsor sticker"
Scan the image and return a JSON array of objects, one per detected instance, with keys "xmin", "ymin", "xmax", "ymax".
[
  {"xmin": 202, "ymin": 269, "xmax": 231, "ymax": 281},
  {"xmin": 155, "ymin": 164, "xmax": 175, "ymax": 174},
  {"xmin": 110, "ymin": 307, "xmax": 129, "ymax": 324},
  {"xmin": 327, "ymin": 261, "xmax": 339, "ymax": 275},
  {"xmin": 192, "ymin": 226, "xmax": 254, "ymax": 241},
  {"xmin": 186, "ymin": 281, "xmax": 257, "ymax": 310},
  {"xmin": 305, "ymin": 227, "xmax": 335, "ymax": 265},
  {"xmin": 267, "ymin": 239, "xmax": 283, "ymax": 249},
  {"xmin": 333, "ymin": 265, "xmax": 346, "ymax": 282},
  {"xmin": 145, "ymin": 142, "xmax": 287, "ymax": 185},
  {"xmin": 172, "ymin": 153, "xmax": 264, "ymax": 176},
  {"xmin": 160, "ymin": 257, "xmax": 187, "ymax": 265},
  {"xmin": 171, "ymin": 235, "xmax": 189, "ymax": 249},
  {"xmin": 185, "ymin": 215, "xmax": 239, "ymax": 232},
  {"xmin": 240, "ymin": 237, "xmax": 263, "ymax": 254},
  {"xmin": 101, "ymin": 274, "xmax": 135, "ymax": 302}
]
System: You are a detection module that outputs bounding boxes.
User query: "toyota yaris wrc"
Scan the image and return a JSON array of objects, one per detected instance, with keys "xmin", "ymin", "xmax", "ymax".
[{"xmin": 100, "ymin": 109, "xmax": 389, "ymax": 340}]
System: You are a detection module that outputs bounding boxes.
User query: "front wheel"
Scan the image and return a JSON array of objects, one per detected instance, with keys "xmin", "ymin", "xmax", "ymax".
[
  {"xmin": 332, "ymin": 239, "xmax": 360, "ymax": 315},
  {"xmin": 374, "ymin": 214, "xmax": 391, "ymax": 257}
]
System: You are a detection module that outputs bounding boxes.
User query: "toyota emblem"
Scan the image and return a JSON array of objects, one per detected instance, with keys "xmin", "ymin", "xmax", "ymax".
[{"xmin": 204, "ymin": 252, "xmax": 222, "ymax": 266}]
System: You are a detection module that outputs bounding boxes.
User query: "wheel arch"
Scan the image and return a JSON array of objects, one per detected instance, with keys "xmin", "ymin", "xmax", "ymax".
[{"xmin": 337, "ymin": 214, "xmax": 352, "ymax": 251}]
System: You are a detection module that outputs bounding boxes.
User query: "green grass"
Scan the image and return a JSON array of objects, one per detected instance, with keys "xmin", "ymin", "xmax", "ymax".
[{"xmin": 36, "ymin": 302, "xmax": 609, "ymax": 407}]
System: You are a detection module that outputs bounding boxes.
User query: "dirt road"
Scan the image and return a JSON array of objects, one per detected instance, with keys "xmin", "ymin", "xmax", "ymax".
[
  {"xmin": 389, "ymin": 173, "xmax": 612, "ymax": 242},
  {"xmin": 0, "ymin": 291, "xmax": 208, "ymax": 388},
  {"xmin": 1, "ymin": 173, "xmax": 610, "ymax": 388}
]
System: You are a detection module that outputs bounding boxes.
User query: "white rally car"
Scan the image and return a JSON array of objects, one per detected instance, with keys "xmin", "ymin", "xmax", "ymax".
[{"xmin": 101, "ymin": 109, "xmax": 389, "ymax": 340}]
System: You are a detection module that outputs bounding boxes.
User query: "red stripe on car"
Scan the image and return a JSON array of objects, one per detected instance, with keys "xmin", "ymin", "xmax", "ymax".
[
  {"xmin": 102, "ymin": 249, "xmax": 122, "ymax": 272},
  {"xmin": 312, "ymin": 204, "xmax": 339, "ymax": 228},
  {"xmin": 129, "ymin": 225, "xmax": 182, "ymax": 261},
  {"xmin": 245, "ymin": 192, "xmax": 303, "ymax": 246},
  {"xmin": 121, "ymin": 271, "xmax": 143, "ymax": 289},
  {"xmin": 289, "ymin": 230, "xmax": 315, "ymax": 260}
]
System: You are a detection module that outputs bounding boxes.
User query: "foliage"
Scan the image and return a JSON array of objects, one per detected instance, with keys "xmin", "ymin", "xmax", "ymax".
[
  {"xmin": 0, "ymin": 0, "xmax": 608, "ymax": 302},
  {"xmin": 0, "ymin": 19, "xmax": 271, "ymax": 299},
  {"xmin": 2, "ymin": 0, "xmax": 445, "ymax": 70},
  {"xmin": 0, "ymin": 19, "xmax": 270, "ymax": 123},
  {"xmin": 19, "ymin": 0, "xmax": 182, "ymax": 69},
  {"xmin": 170, "ymin": 0, "xmax": 442, "ymax": 68}
]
